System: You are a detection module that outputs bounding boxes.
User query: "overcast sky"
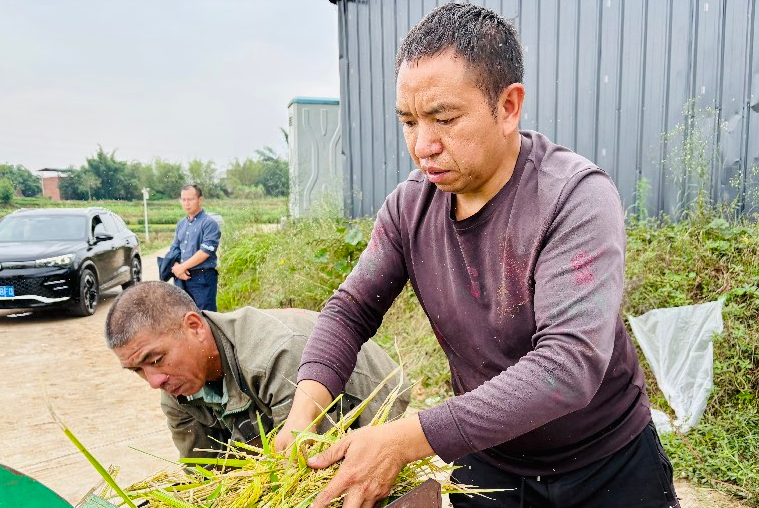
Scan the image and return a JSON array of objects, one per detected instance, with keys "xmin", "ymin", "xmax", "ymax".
[{"xmin": 0, "ymin": 0, "xmax": 340, "ymax": 172}]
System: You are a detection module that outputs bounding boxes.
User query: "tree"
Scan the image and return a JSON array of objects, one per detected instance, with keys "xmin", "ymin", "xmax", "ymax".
[
  {"xmin": 58, "ymin": 167, "xmax": 97, "ymax": 200},
  {"xmin": 128, "ymin": 160, "xmax": 157, "ymax": 193},
  {"xmin": 224, "ymin": 148, "xmax": 289, "ymax": 198},
  {"xmin": 254, "ymin": 147, "xmax": 289, "ymax": 197},
  {"xmin": 225, "ymin": 157, "xmax": 263, "ymax": 191},
  {"xmin": 0, "ymin": 178, "xmax": 15, "ymax": 205},
  {"xmin": 153, "ymin": 159, "xmax": 187, "ymax": 199},
  {"xmin": 80, "ymin": 172, "xmax": 101, "ymax": 201},
  {"xmin": 187, "ymin": 159, "xmax": 224, "ymax": 198},
  {"xmin": 58, "ymin": 168, "xmax": 83, "ymax": 200},
  {"xmin": 279, "ymin": 127, "xmax": 289, "ymax": 149},
  {"xmin": 0, "ymin": 164, "xmax": 41, "ymax": 197},
  {"xmin": 86, "ymin": 146, "xmax": 139, "ymax": 200}
]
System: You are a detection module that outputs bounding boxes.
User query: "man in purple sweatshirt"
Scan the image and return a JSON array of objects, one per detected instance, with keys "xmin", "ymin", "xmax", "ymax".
[{"xmin": 277, "ymin": 4, "xmax": 679, "ymax": 507}]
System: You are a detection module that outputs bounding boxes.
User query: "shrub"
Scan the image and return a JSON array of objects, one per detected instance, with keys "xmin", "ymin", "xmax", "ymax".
[
  {"xmin": 232, "ymin": 184, "xmax": 267, "ymax": 200},
  {"xmin": 217, "ymin": 217, "xmax": 452, "ymax": 402},
  {"xmin": 0, "ymin": 178, "xmax": 15, "ymax": 205},
  {"xmin": 625, "ymin": 216, "xmax": 759, "ymax": 503}
]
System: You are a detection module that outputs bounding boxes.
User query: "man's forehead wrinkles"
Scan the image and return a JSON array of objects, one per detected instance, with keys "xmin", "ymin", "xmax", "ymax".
[
  {"xmin": 125, "ymin": 345, "xmax": 154, "ymax": 367},
  {"xmin": 396, "ymin": 99, "xmax": 460, "ymax": 118},
  {"xmin": 424, "ymin": 102, "xmax": 459, "ymax": 115}
]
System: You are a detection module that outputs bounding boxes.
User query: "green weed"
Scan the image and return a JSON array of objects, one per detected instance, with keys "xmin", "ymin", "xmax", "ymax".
[
  {"xmin": 624, "ymin": 102, "xmax": 759, "ymax": 502},
  {"xmin": 625, "ymin": 216, "xmax": 759, "ymax": 503}
]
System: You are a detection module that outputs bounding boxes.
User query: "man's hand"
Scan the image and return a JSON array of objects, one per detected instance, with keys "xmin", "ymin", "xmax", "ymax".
[
  {"xmin": 307, "ymin": 415, "xmax": 433, "ymax": 508},
  {"xmin": 171, "ymin": 262, "xmax": 191, "ymax": 280},
  {"xmin": 275, "ymin": 380, "xmax": 334, "ymax": 453},
  {"xmin": 275, "ymin": 411, "xmax": 318, "ymax": 452}
]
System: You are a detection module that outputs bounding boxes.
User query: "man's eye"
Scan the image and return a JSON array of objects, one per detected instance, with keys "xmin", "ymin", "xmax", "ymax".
[
  {"xmin": 152, "ymin": 357, "xmax": 163, "ymax": 365},
  {"xmin": 437, "ymin": 117, "xmax": 455, "ymax": 125}
]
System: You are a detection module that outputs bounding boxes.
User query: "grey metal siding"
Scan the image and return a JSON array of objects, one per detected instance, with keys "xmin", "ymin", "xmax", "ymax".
[
  {"xmin": 336, "ymin": 0, "xmax": 759, "ymax": 218},
  {"xmin": 749, "ymin": 0, "xmax": 759, "ymax": 212}
]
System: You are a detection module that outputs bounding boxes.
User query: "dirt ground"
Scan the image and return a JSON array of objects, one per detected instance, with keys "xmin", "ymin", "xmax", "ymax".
[
  {"xmin": 0, "ymin": 251, "xmax": 748, "ymax": 507},
  {"xmin": 0, "ymin": 251, "xmax": 176, "ymax": 505}
]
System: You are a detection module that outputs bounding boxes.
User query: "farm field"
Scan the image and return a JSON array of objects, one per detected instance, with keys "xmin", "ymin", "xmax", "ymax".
[{"xmin": 0, "ymin": 196, "xmax": 287, "ymax": 250}]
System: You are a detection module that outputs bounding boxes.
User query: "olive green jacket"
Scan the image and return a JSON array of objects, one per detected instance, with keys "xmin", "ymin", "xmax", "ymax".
[{"xmin": 160, "ymin": 307, "xmax": 409, "ymax": 459}]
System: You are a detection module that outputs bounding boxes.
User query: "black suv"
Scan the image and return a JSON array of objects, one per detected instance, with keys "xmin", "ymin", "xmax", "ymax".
[{"xmin": 0, "ymin": 207, "xmax": 141, "ymax": 316}]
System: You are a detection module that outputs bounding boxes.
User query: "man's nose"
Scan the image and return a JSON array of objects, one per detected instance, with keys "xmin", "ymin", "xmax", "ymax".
[
  {"xmin": 414, "ymin": 124, "xmax": 443, "ymax": 160},
  {"xmin": 144, "ymin": 369, "xmax": 169, "ymax": 390}
]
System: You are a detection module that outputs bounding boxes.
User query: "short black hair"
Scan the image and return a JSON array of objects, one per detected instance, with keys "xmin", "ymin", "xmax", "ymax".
[
  {"xmin": 396, "ymin": 3, "xmax": 524, "ymax": 114},
  {"xmin": 105, "ymin": 281, "xmax": 199, "ymax": 349},
  {"xmin": 181, "ymin": 183, "xmax": 203, "ymax": 198}
]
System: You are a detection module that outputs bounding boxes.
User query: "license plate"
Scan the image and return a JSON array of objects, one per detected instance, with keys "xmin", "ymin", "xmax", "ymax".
[{"xmin": 0, "ymin": 286, "xmax": 15, "ymax": 298}]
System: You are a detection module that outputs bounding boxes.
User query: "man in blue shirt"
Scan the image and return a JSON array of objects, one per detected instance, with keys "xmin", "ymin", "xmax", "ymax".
[{"xmin": 169, "ymin": 184, "xmax": 221, "ymax": 311}]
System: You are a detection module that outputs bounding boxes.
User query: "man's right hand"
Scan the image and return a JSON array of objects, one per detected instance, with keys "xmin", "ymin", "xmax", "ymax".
[
  {"xmin": 275, "ymin": 412, "xmax": 318, "ymax": 452},
  {"xmin": 171, "ymin": 262, "xmax": 191, "ymax": 281},
  {"xmin": 274, "ymin": 380, "xmax": 333, "ymax": 452}
]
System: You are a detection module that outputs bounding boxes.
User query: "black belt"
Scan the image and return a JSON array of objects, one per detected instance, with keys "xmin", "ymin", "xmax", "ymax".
[{"xmin": 188, "ymin": 268, "xmax": 217, "ymax": 274}]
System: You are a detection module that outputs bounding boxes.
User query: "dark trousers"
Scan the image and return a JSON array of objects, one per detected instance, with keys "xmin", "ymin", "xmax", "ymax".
[
  {"xmin": 175, "ymin": 269, "xmax": 218, "ymax": 311},
  {"xmin": 449, "ymin": 422, "xmax": 680, "ymax": 508}
]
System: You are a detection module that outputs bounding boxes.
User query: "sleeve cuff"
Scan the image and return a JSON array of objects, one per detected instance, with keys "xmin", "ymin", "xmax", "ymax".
[
  {"xmin": 297, "ymin": 361, "xmax": 346, "ymax": 399},
  {"xmin": 418, "ymin": 402, "xmax": 475, "ymax": 463},
  {"xmin": 200, "ymin": 244, "xmax": 217, "ymax": 254}
]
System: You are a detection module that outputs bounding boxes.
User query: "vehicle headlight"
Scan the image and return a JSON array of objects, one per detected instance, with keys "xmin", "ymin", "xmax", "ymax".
[{"xmin": 35, "ymin": 253, "xmax": 75, "ymax": 267}]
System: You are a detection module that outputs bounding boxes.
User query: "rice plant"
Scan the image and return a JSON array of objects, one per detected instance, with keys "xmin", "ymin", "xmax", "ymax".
[{"xmin": 75, "ymin": 372, "xmax": 488, "ymax": 507}]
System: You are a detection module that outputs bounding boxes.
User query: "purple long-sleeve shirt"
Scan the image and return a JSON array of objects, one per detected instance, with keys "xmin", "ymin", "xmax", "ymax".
[{"xmin": 298, "ymin": 131, "xmax": 651, "ymax": 475}]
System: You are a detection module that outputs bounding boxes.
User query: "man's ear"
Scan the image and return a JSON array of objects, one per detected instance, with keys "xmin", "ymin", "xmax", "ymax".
[
  {"xmin": 183, "ymin": 311, "xmax": 205, "ymax": 339},
  {"xmin": 497, "ymin": 82, "xmax": 525, "ymax": 137}
]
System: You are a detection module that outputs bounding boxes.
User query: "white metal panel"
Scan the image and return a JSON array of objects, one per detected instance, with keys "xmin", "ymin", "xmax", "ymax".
[{"xmin": 288, "ymin": 99, "xmax": 343, "ymax": 217}]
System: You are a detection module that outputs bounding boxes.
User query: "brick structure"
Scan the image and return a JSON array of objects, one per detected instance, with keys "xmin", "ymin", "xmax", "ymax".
[
  {"xmin": 39, "ymin": 168, "xmax": 65, "ymax": 201},
  {"xmin": 41, "ymin": 176, "xmax": 62, "ymax": 201}
]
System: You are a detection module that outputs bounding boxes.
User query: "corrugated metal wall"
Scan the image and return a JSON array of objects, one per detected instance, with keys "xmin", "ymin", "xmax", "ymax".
[{"xmin": 335, "ymin": 0, "xmax": 759, "ymax": 219}]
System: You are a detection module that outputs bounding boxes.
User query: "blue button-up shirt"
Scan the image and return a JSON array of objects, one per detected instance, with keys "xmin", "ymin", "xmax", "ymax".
[{"xmin": 171, "ymin": 209, "xmax": 221, "ymax": 270}]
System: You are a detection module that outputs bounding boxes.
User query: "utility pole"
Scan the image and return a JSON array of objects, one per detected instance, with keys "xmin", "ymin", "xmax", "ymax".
[{"xmin": 141, "ymin": 187, "xmax": 150, "ymax": 242}]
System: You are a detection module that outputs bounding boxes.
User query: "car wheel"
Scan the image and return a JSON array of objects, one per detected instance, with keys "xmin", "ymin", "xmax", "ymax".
[
  {"xmin": 70, "ymin": 268, "xmax": 99, "ymax": 317},
  {"xmin": 122, "ymin": 256, "xmax": 142, "ymax": 290}
]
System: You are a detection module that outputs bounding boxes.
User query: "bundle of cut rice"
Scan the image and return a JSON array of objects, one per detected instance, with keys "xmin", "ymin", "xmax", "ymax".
[{"xmin": 67, "ymin": 370, "xmax": 491, "ymax": 508}]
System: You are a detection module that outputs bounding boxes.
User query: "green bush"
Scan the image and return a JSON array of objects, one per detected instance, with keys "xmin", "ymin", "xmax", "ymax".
[
  {"xmin": 620, "ymin": 103, "xmax": 759, "ymax": 504},
  {"xmin": 0, "ymin": 165, "xmax": 41, "ymax": 197},
  {"xmin": 135, "ymin": 212, "xmax": 185, "ymax": 226},
  {"xmin": 231, "ymin": 184, "xmax": 267, "ymax": 200},
  {"xmin": 217, "ymin": 216, "xmax": 452, "ymax": 402},
  {"xmin": 0, "ymin": 178, "xmax": 15, "ymax": 205},
  {"xmin": 256, "ymin": 158, "xmax": 288, "ymax": 196},
  {"xmin": 219, "ymin": 218, "xmax": 371, "ymax": 310},
  {"xmin": 625, "ymin": 216, "xmax": 758, "ymax": 503}
]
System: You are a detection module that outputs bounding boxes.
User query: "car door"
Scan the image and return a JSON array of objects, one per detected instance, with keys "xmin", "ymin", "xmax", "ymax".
[
  {"xmin": 103, "ymin": 212, "xmax": 132, "ymax": 285},
  {"xmin": 89, "ymin": 214, "xmax": 119, "ymax": 288}
]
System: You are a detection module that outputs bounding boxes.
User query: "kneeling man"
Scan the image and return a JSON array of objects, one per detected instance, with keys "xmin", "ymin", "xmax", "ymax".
[{"xmin": 105, "ymin": 281, "xmax": 408, "ymax": 459}]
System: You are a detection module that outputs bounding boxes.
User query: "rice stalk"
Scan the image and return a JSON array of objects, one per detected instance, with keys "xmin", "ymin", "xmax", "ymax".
[
  {"xmin": 86, "ymin": 372, "xmax": 488, "ymax": 507},
  {"xmin": 46, "ymin": 398, "xmax": 138, "ymax": 508}
]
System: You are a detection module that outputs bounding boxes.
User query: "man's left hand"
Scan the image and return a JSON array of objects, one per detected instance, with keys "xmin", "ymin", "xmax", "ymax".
[
  {"xmin": 307, "ymin": 415, "xmax": 433, "ymax": 508},
  {"xmin": 171, "ymin": 262, "xmax": 191, "ymax": 280}
]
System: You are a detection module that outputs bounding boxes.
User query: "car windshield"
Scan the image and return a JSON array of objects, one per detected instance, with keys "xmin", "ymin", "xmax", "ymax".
[{"xmin": 0, "ymin": 215, "xmax": 87, "ymax": 242}]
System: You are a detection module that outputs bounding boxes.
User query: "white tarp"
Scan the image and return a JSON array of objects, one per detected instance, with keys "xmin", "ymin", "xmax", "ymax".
[{"xmin": 628, "ymin": 300, "xmax": 724, "ymax": 433}]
